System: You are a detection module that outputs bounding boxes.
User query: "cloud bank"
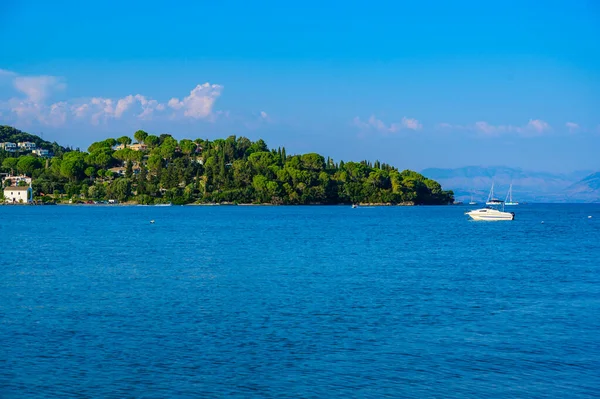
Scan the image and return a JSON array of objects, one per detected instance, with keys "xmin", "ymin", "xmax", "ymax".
[
  {"xmin": 0, "ymin": 69, "xmax": 591, "ymax": 139},
  {"xmin": 0, "ymin": 69, "xmax": 224, "ymax": 127}
]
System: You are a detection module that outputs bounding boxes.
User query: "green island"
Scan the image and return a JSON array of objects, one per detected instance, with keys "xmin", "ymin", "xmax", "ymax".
[{"xmin": 0, "ymin": 125, "xmax": 454, "ymax": 205}]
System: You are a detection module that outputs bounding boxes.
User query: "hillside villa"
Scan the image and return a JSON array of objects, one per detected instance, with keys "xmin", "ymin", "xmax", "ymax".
[
  {"xmin": 1, "ymin": 142, "xmax": 51, "ymax": 157},
  {"xmin": 2, "ymin": 175, "xmax": 32, "ymax": 186},
  {"xmin": 1, "ymin": 142, "xmax": 17, "ymax": 152},
  {"xmin": 33, "ymin": 149, "xmax": 51, "ymax": 157},
  {"xmin": 108, "ymin": 165, "xmax": 141, "ymax": 176},
  {"xmin": 114, "ymin": 143, "xmax": 148, "ymax": 151},
  {"xmin": 18, "ymin": 142, "xmax": 37, "ymax": 151},
  {"xmin": 130, "ymin": 143, "xmax": 147, "ymax": 151}
]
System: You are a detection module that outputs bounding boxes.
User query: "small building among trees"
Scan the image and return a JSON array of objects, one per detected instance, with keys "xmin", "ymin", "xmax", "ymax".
[{"xmin": 3, "ymin": 186, "xmax": 33, "ymax": 204}]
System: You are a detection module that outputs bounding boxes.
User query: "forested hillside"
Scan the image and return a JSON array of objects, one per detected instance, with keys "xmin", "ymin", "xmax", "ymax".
[{"xmin": 1, "ymin": 127, "xmax": 454, "ymax": 205}]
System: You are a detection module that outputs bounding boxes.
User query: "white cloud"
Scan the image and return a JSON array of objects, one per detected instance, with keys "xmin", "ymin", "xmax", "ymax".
[
  {"xmin": 526, "ymin": 119, "xmax": 550, "ymax": 133},
  {"xmin": 90, "ymin": 98, "xmax": 114, "ymax": 125},
  {"xmin": 115, "ymin": 95, "xmax": 136, "ymax": 118},
  {"xmin": 113, "ymin": 94, "xmax": 160, "ymax": 120},
  {"xmin": 48, "ymin": 102, "xmax": 68, "ymax": 126},
  {"xmin": 353, "ymin": 115, "xmax": 422, "ymax": 134},
  {"xmin": 13, "ymin": 75, "xmax": 65, "ymax": 102},
  {"xmin": 8, "ymin": 99, "xmax": 67, "ymax": 127},
  {"xmin": 167, "ymin": 83, "xmax": 223, "ymax": 119},
  {"xmin": 401, "ymin": 117, "xmax": 422, "ymax": 130},
  {"xmin": 167, "ymin": 97, "xmax": 183, "ymax": 110},
  {"xmin": 71, "ymin": 103, "xmax": 90, "ymax": 118},
  {"xmin": 565, "ymin": 122, "xmax": 579, "ymax": 133}
]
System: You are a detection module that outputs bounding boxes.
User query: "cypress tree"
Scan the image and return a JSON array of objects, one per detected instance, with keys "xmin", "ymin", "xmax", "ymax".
[{"xmin": 138, "ymin": 166, "xmax": 147, "ymax": 194}]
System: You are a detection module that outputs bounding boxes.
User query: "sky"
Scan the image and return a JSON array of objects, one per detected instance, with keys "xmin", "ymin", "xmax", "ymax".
[{"xmin": 1, "ymin": 0, "xmax": 599, "ymax": 173}]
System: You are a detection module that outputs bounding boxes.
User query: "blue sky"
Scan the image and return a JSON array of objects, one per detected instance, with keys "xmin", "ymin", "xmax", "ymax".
[{"xmin": 1, "ymin": 0, "xmax": 599, "ymax": 172}]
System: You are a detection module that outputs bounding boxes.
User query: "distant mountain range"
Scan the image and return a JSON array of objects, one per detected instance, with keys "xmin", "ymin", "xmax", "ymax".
[{"xmin": 421, "ymin": 166, "xmax": 600, "ymax": 203}]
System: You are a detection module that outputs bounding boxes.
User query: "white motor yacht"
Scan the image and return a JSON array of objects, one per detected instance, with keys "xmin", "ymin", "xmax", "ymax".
[{"xmin": 466, "ymin": 206, "xmax": 515, "ymax": 221}]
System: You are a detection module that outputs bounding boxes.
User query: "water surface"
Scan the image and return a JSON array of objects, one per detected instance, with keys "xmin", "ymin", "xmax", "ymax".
[{"xmin": 1, "ymin": 204, "xmax": 599, "ymax": 398}]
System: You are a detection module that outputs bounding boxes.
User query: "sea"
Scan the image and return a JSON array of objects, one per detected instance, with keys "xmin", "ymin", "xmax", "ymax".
[{"xmin": 1, "ymin": 204, "xmax": 599, "ymax": 398}]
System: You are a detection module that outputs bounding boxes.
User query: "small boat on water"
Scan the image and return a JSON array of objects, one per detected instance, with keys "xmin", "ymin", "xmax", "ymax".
[
  {"xmin": 486, "ymin": 182, "xmax": 503, "ymax": 206},
  {"xmin": 155, "ymin": 202, "xmax": 172, "ymax": 207},
  {"xmin": 504, "ymin": 184, "xmax": 519, "ymax": 206},
  {"xmin": 469, "ymin": 193, "xmax": 477, "ymax": 205},
  {"xmin": 465, "ymin": 203, "xmax": 515, "ymax": 221},
  {"xmin": 352, "ymin": 204, "xmax": 358, "ymax": 208}
]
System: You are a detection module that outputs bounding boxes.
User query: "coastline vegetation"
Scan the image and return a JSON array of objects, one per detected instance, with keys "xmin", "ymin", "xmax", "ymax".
[{"xmin": 1, "ymin": 125, "xmax": 454, "ymax": 205}]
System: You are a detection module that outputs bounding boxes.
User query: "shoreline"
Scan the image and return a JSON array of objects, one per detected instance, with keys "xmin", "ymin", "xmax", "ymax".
[{"xmin": 1, "ymin": 201, "xmax": 421, "ymax": 207}]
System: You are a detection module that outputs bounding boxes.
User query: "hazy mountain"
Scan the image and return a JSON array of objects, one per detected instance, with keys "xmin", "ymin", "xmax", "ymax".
[
  {"xmin": 421, "ymin": 166, "xmax": 598, "ymax": 203},
  {"xmin": 564, "ymin": 172, "xmax": 600, "ymax": 202}
]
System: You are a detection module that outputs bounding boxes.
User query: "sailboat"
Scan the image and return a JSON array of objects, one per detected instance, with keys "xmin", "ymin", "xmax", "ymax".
[
  {"xmin": 468, "ymin": 192, "xmax": 477, "ymax": 205},
  {"xmin": 485, "ymin": 182, "xmax": 503, "ymax": 206},
  {"xmin": 505, "ymin": 184, "xmax": 518, "ymax": 206}
]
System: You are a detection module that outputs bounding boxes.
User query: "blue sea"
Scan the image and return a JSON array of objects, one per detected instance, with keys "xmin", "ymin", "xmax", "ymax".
[{"xmin": 1, "ymin": 204, "xmax": 599, "ymax": 398}]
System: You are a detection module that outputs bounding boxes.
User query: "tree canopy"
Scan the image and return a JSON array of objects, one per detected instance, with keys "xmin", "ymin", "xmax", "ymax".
[{"xmin": 0, "ymin": 127, "xmax": 454, "ymax": 205}]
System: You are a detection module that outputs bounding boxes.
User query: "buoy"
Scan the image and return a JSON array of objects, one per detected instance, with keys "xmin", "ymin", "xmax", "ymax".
[
  {"xmin": 150, "ymin": 220, "xmax": 155, "ymax": 224},
  {"xmin": 541, "ymin": 221, "xmax": 544, "ymax": 224}
]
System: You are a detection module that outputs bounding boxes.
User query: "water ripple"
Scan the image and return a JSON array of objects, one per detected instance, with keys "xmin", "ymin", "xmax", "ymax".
[{"xmin": 1, "ymin": 204, "xmax": 599, "ymax": 398}]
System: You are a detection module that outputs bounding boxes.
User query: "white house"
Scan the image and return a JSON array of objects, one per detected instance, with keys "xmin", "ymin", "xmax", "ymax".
[
  {"xmin": 33, "ymin": 149, "xmax": 51, "ymax": 157},
  {"xmin": 1, "ymin": 142, "xmax": 17, "ymax": 152},
  {"xmin": 108, "ymin": 166, "xmax": 126, "ymax": 176},
  {"xmin": 2, "ymin": 175, "xmax": 32, "ymax": 186},
  {"xmin": 18, "ymin": 142, "xmax": 37, "ymax": 151},
  {"xmin": 3, "ymin": 186, "xmax": 33, "ymax": 204}
]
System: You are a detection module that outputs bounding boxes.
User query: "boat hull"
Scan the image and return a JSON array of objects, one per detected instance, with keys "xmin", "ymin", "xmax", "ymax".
[{"xmin": 466, "ymin": 209, "xmax": 515, "ymax": 221}]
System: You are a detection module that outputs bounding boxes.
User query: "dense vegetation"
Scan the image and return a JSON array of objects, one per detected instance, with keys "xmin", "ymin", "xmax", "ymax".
[
  {"xmin": 1, "ymin": 126, "xmax": 454, "ymax": 205},
  {"xmin": 0, "ymin": 125, "xmax": 68, "ymax": 156}
]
